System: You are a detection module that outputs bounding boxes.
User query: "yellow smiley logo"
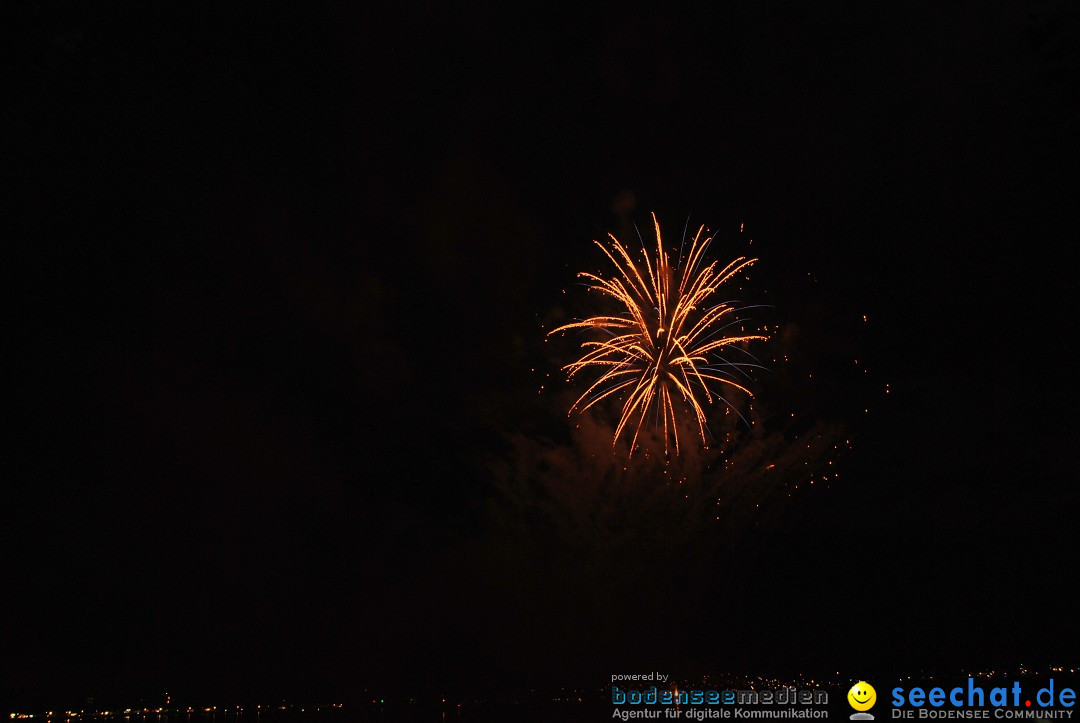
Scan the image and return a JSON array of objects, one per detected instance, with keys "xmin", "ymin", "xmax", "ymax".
[{"xmin": 848, "ymin": 681, "xmax": 877, "ymax": 711}]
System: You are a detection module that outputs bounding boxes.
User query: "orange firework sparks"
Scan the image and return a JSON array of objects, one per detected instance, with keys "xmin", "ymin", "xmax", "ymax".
[{"xmin": 549, "ymin": 213, "xmax": 768, "ymax": 456}]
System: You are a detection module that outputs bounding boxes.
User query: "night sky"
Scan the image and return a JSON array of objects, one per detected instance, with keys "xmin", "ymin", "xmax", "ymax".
[{"xmin": 8, "ymin": 1, "xmax": 1080, "ymax": 710}]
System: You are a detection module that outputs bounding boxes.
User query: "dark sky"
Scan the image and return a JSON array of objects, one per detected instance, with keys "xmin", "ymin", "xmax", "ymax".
[{"xmin": 8, "ymin": 1, "xmax": 1080, "ymax": 709}]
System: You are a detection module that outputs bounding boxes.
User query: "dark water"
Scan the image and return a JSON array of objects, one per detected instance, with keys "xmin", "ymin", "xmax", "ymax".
[{"xmin": 50, "ymin": 704, "xmax": 601, "ymax": 723}]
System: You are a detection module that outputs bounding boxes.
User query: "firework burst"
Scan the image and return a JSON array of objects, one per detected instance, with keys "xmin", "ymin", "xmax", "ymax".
[{"xmin": 550, "ymin": 213, "xmax": 768, "ymax": 457}]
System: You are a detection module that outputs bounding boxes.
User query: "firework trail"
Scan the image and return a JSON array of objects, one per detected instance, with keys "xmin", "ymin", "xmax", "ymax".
[{"xmin": 549, "ymin": 213, "xmax": 767, "ymax": 456}]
